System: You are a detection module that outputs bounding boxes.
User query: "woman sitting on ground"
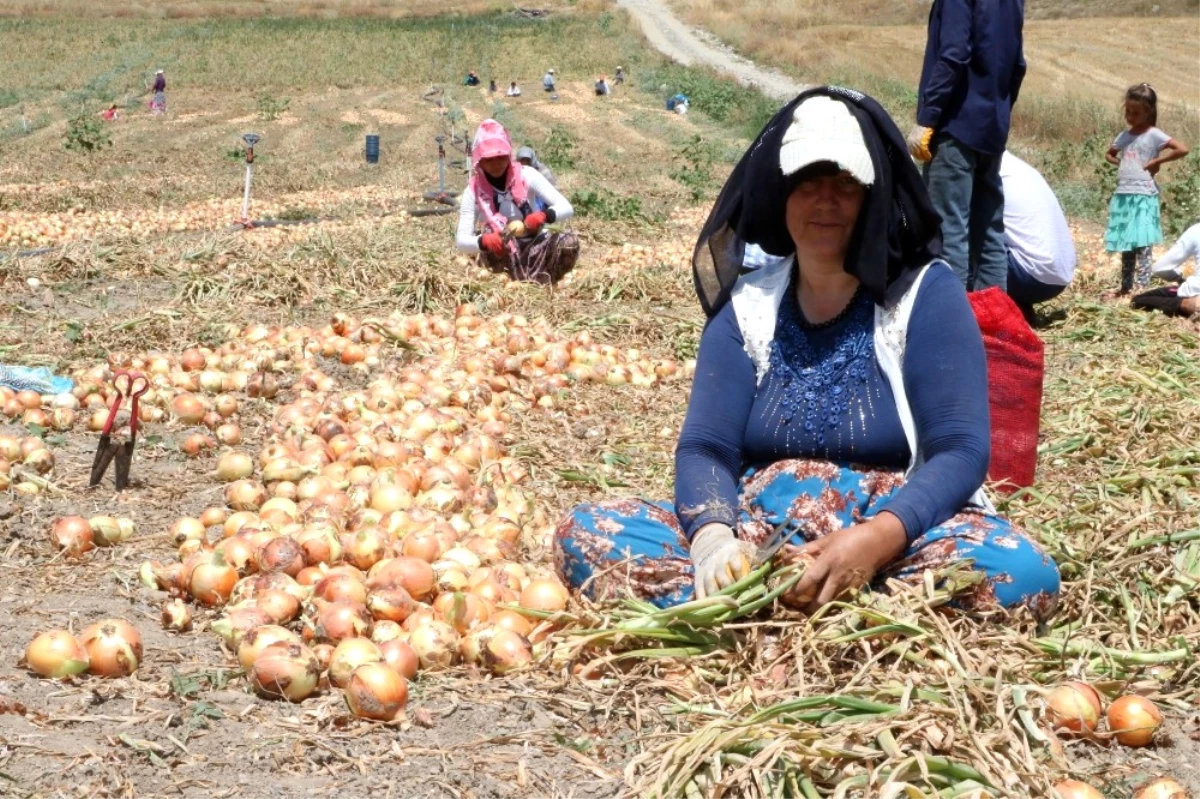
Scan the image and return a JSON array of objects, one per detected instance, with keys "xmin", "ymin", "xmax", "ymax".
[
  {"xmin": 554, "ymin": 87, "xmax": 1060, "ymax": 618},
  {"xmin": 455, "ymin": 119, "xmax": 578, "ymax": 284}
]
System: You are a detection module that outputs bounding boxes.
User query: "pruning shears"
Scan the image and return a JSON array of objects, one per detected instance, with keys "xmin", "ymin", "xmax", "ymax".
[
  {"xmin": 752, "ymin": 520, "xmax": 794, "ymax": 567},
  {"xmin": 89, "ymin": 370, "xmax": 150, "ymax": 491}
]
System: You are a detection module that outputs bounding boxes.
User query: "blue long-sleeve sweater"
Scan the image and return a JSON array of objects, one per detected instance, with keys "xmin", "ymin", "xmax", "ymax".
[
  {"xmin": 916, "ymin": 0, "xmax": 1026, "ymax": 155},
  {"xmin": 674, "ymin": 264, "xmax": 990, "ymax": 543}
]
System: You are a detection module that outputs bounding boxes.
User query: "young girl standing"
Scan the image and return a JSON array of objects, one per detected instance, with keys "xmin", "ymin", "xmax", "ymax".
[{"xmin": 1105, "ymin": 84, "xmax": 1190, "ymax": 294}]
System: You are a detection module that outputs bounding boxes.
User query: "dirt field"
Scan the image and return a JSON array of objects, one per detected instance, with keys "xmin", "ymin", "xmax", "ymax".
[{"xmin": 0, "ymin": 4, "xmax": 1197, "ymax": 799}]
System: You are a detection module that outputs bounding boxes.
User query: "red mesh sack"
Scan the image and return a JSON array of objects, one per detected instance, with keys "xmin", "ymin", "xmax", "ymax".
[{"xmin": 968, "ymin": 288, "xmax": 1044, "ymax": 492}]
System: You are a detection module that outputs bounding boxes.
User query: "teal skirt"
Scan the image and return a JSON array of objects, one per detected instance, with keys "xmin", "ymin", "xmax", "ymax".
[{"xmin": 1105, "ymin": 193, "xmax": 1162, "ymax": 252}]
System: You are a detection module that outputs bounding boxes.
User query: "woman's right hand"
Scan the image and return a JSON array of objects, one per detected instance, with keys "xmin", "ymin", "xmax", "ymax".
[{"xmin": 690, "ymin": 523, "xmax": 757, "ymax": 598}]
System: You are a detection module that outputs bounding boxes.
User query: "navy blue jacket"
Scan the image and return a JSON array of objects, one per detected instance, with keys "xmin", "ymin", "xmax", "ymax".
[{"xmin": 916, "ymin": 0, "xmax": 1025, "ymax": 155}]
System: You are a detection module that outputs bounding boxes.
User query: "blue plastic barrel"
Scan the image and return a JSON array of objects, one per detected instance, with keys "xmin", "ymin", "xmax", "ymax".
[{"xmin": 365, "ymin": 134, "xmax": 380, "ymax": 164}]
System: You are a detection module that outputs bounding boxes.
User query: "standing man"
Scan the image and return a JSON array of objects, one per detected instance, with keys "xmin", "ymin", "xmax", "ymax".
[
  {"xmin": 151, "ymin": 69, "xmax": 167, "ymax": 115},
  {"xmin": 907, "ymin": 0, "xmax": 1026, "ymax": 292},
  {"xmin": 1000, "ymin": 152, "xmax": 1076, "ymax": 318}
]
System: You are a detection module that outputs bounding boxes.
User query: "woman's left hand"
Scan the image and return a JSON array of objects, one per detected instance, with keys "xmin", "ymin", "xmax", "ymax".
[
  {"xmin": 523, "ymin": 211, "xmax": 547, "ymax": 234},
  {"xmin": 782, "ymin": 512, "xmax": 908, "ymax": 613}
]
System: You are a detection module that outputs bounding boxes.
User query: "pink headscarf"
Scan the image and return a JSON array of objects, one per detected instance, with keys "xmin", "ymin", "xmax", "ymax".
[{"xmin": 470, "ymin": 119, "xmax": 529, "ymax": 235}]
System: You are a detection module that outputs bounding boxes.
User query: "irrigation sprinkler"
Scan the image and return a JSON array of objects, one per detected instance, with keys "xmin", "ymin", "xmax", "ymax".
[
  {"xmin": 240, "ymin": 133, "xmax": 261, "ymax": 227},
  {"xmin": 422, "ymin": 134, "xmax": 459, "ymax": 205}
]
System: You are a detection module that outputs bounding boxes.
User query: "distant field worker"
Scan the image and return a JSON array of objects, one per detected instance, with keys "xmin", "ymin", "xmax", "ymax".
[
  {"xmin": 1131, "ymin": 223, "xmax": 1200, "ymax": 318},
  {"xmin": 150, "ymin": 69, "xmax": 166, "ymax": 115},
  {"xmin": 1104, "ymin": 84, "xmax": 1190, "ymax": 295},
  {"xmin": 614, "ymin": 66, "xmax": 625, "ymax": 85},
  {"xmin": 507, "ymin": 81, "xmax": 522, "ymax": 97},
  {"xmin": 464, "ymin": 71, "xmax": 481, "ymax": 87},
  {"xmin": 542, "ymin": 69, "xmax": 556, "ymax": 92},
  {"xmin": 455, "ymin": 119, "xmax": 578, "ymax": 284},
  {"xmin": 516, "ymin": 145, "xmax": 557, "ymax": 212},
  {"xmin": 908, "ymin": 0, "xmax": 1025, "ymax": 292},
  {"xmin": 595, "ymin": 75, "xmax": 611, "ymax": 96},
  {"xmin": 100, "ymin": 103, "xmax": 120, "ymax": 122},
  {"xmin": 999, "ymin": 152, "xmax": 1076, "ymax": 317}
]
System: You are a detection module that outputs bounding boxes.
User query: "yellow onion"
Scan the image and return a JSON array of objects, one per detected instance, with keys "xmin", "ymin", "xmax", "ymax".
[
  {"xmin": 1106, "ymin": 695, "xmax": 1163, "ymax": 747},
  {"xmin": 519, "ymin": 578, "xmax": 569, "ymax": 613},
  {"xmin": 345, "ymin": 527, "xmax": 389, "ymax": 571},
  {"xmin": 79, "ymin": 619, "xmax": 142, "ymax": 678},
  {"xmin": 482, "ymin": 628, "xmax": 532, "ymax": 674},
  {"xmin": 408, "ymin": 620, "xmax": 459, "ymax": 670},
  {"xmin": 329, "ymin": 638, "xmax": 383, "ymax": 688},
  {"xmin": 491, "ymin": 609, "xmax": 534, "ymax": 637},
  {"xmin": 189, "ymin": 551, "xmax": 239, "ymax": 606},
  {"xmin": 215, "ymin": 451, "xmax": 255, "ymax": 482},
  {"xmin": 211, "ymin": 606, "xmax": 274, "ymax": 648},
  {"xmin": 367, "ymin": 557, "xmax": 435, "ymax": 600},
  {"xmin": 307, "ymin": 601, "xmax": 373, "ymax": 644},
  {"xmin": 171, "ymin": 393, "xmax": 206, "ymax": 424},
  {"xmin": 161, "ymin": 598, "xmax": 193, "ymax": 632},
  {"xmin": 370, "ymin": 620, "xmax": 404, "ymax": 644},
  {"xmin": 256, "ymin": 536, "xmax": 305, "ymax": 576},
  {"xmin": 225, "ymin": 479, "xmax": 267, "ymax": 511},
  {"xmin": 50, "ymin": 516, "xmax": 94, "ymax": 555},
  {"xmin": 250, "ymin": 641, "xmax": 320, "ymax": 702},
  {"xmin": 379, "ymin": 639, "xmax": 419, "ymax": 679},
  {"xmin": 367, "ymin": 587, "xmax": 418, "ymax": 623},
  {"xmin": 1046, "ymin": 681, "xmax": 1103, "ymax": 735},
  {"xmin": 313, "ymin": 573, "xmax": 368, "ymax": 606},
  {"xmin": 1052, "ymin": 781, "xmax": 1104, "ymax": 799},
  {"xmin": 1133, "ymin": 778, "xmax": 1189, "ymax": 799},
  {"xmin": 344, "ymin": 663, "xmax": 408, "ymax": 721},
  {"xmin": 24, "ymin": 630, "xmax": 89, "ymax": 678},
  {"xmin": 256, "ymin": 589, "xmax": 301, "ymax": 624},
  {"xmin": 433, "ymin": 592, "xmax": 492, "ymax": 635},
  {"xmin": 237, "ymin": 624, "xmax": 301, "ymax": 671}
]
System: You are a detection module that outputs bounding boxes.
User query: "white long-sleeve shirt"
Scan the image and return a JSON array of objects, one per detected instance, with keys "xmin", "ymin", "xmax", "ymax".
[
  {"xmin": 1151, "ymin": 223, "xmax": 1200, "ymax": 298},
  {"xmin": 1000, "ymin": 152, "xmax": 1077, "ymax": 287},
  {"xmin": 455, "ymin": 165, "xmax": 573, "ymax": 253}
]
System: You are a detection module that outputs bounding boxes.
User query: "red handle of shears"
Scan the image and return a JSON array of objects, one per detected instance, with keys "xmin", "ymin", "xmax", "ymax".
[{"xmin": 104, "ymin": 371, "xmax": 150, "ymax": 437}]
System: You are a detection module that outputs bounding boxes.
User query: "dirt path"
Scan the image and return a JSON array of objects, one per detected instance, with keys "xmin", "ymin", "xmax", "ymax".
[{"xmin": 615, "ymin": 0, "xmax": 806, "ymax": 101}]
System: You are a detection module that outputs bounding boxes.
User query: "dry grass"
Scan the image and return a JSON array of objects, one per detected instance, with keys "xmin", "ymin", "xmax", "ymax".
[{"xmin": 0, "ymin": 0, "xmax": 567, "ymax": 19}]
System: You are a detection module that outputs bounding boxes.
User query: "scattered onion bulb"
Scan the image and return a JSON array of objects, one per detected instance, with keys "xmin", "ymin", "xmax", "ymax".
[
  {"xmin": 78, "ymin": 619, "xmax": 143, "ymax": 678},
  {"xmin": 216, "ymin": 451, "xmax": 255, "ymax": 482},
  {"xmin": 1133, "ymin": 778, "xmax": 1189, "ymax": 799},
  {"xmin": 237, "ymin": 624, "xmax": 302, "ymax": 671},
  {"xmin": 1046, "ymin": 681, "xmax": 1103, "ymax": 735},
  {"xmin": 250, "ymin": 641, "xmax": 320, "ymax": 702},
  {"xmin": 50, "ymin": 516, "xmax": 94, "ymax": 555},
  {"xmin": 379, "ymin": 639, "xmax": 419, "ymax": 679},
  {"xmin": 1106, "ymin": 695, "xmax": 1163, "ymax": 747},
  {"xmin": 1053, "ymin": 780, "xmax": 1105, "ymax": 799},
  {"xmin": 408, "ymin": 620, "xmax": 459, "ymax": 670},
  {"xmin": 329, "ymin": 638, "xmax": 383, "ymax": 688},
  {"xmin": 519, "ymin": 578, "xmax": 569, "ymax": 613},
  {"xmin": 24, "ymin": 630, "xmax": 90, "ymax": 678},
  {"xmin": 344, "ymin": 663, "xmax": 408, "ymax": 721},
  {"xmin": 162, "ymin": 598, "xmax": 193, "ymax": 632}
]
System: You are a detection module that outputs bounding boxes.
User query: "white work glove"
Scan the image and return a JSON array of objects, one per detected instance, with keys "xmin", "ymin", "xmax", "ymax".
[
  {"xmin": 690, "ymin": 523, "xmax": 757, "ymax": 599},
  {"xmin": 906, "ymin": 124, "xmax": 934, "ymax": 163}
]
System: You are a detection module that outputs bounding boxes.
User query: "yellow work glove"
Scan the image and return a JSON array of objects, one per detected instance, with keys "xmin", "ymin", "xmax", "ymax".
[{"xmin": 906, "ymin": 124, "xmax": 934, "ymax": 164}]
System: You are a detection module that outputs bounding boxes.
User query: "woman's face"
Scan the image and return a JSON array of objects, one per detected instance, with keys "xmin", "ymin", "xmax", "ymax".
[
  {"xmin": 480, "ymin": 155, "xmax": 510, "ymax": 179},
  {"xmin": 785, "ymin": 170, "xmax": 866, "ymax": 264}
]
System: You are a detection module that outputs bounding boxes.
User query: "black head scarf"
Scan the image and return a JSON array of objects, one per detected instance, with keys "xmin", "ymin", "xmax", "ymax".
[{"xmin": 692, "ymin": 86, "xmax": 942, "ymax": 316}]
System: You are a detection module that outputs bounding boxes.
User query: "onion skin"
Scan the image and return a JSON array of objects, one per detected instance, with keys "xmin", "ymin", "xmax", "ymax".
[
  {"xmin": 1052, "ymin": 780, "xmax": 1105, "ymax": 799},
  {"xmin": 237, "ymin": 625, "xmax": 301, "ymax": 671},
  {"xmin": 24, "ymin": 630, "xmax": 90, "ymax": 678},
  {"xmin": 79, "ymin": 620, "xmax": 143, "ymax": 678},
  {"xmin": 519, "ymin": 578, "xmax": 569, "ymax": 613},
  {"xmin": 307, "ymin": 601, "xmax": 372, "ymax": 644},
  {"xmin": 250, "ymin": 642, "xmax": 320, "ymax": 702},
  {"xmin": 1046, "ymin": 681, "xmax": 1103, "ymax": 735},
  {"xmin": 1106, "ymin": 695, "xmax": 1163, "ymax": 747},
  {"xmin": 328, "ymin": 638, "xmax": 383, "ymax": 688},
  {"xmin": 1133, "ymin": 778, "xmax": 1189, "ymax": 799},
  {"xmin": 161, "ymin": 598, "xmax": 193, "ymax": 632},
  {"xmin": 344, "ymin": 663, "xmax": 408, "ymax": 721},
  {"xmin": 367, "ymin": 587, "xmax": 418, "ymax": 623},
  {"xmin": 50, "ymin": 516, "xmax": 94, "ymax": 556},
  {"xmin": 211, "ymin": 606, "xmax": 274, "ymax": 649}
]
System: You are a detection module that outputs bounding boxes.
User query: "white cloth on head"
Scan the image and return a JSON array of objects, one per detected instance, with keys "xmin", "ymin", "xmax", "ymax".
[
  {"xmin": 999, "ymin": 152, "xmax": 1076, "ymax": 287},
  {"xmin": 1151, "ymin": 223, "xmax": 1200, "ymax": 298},
  {"xmin": 455, "ymin": 165, "xmax": 573, "ymax": 253},
  {"xmin": 779, "ymin": 95, "xmax": 875, "ymax": 186}
]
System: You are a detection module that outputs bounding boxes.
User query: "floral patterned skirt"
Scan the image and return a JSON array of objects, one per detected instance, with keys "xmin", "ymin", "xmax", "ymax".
[
  {"xmin": 553, "ymin": 459, "xmax": 1060, "ymax": 620},
  {"xmin": 478, "ymin": 231, "xmax": 579, "ymax": 284}
]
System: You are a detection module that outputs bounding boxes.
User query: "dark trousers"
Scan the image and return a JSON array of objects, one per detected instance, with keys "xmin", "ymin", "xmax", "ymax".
[
  {"xmin": 925, "ymin": 134, "xmax": 1007, "ymax": 292},
  {"xmin": 1131, "ymin": 287, "xmax": 1188, "ymax": 317},
  {"xmin": 1006, "ymin": 251, "xmax": 1066, "ymax": 314}
]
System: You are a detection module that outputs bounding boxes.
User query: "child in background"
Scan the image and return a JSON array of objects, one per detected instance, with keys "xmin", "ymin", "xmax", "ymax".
[{"xmin": 1104, "ymin": 84, "xmax": 1190, "ymax": 295}]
